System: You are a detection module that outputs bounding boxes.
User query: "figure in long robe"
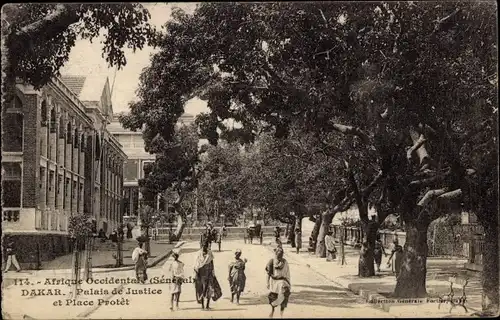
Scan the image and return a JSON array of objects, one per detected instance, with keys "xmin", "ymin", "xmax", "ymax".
[
  {"xmin": 228, "ymin": 249, "xmax": 247, "ymax": 304},
  {"xmin": 194, "ymin": 242, "xmax": 221, "ymax": 309},
  {"xmin": 266, "ymin": 247, "xmax": 291, "ymax": 318}
]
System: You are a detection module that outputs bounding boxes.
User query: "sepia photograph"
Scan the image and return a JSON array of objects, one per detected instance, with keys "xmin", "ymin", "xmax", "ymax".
[{"xmin": 1, "ymin": 2, "xmax": 498, "ymax": 319}]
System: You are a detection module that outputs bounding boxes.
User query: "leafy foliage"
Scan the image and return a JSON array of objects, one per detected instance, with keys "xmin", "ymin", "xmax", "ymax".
[
  {"xmin": 68, "ymin": 214, "xmax": 94, "ymax": 239},
  {"xmin": 2, "ymin": 3, "xmax": 157, "ymax": 89}
]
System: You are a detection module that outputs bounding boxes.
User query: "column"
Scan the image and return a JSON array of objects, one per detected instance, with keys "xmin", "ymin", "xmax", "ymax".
[
  {"xmin": 57, "ymin": 119, "xmax": 65, "ymax": 166},
  {"xmin": 57, "ymin": 173, "xmax": 64, "ymax": 229},
  {"xmin": 79, "ymin": 181, "xmax": 84, "ymax": 214},
  {"xmin": 73, "ymin": 132, "xmax": 79, "ymax": 173},
  {"xmin": 40, "ymin": 126, "xmax": 48, "ymax": 158},
  {"xmin": 72, "ymin": 178, "xmax": 78, "ymax": 214},
  {"xmin": 65, "ymin": 131, "xmax": 72, "ymax": 171},
  {"xmin": 65, "ymin": 176, "xmax": 71, "ymax": 214},
  {"xmin": 48, "ymin": 170, "xmax": 56, "ymax": 208},
  {"xmin": 39, "ymin": 167, "xmax": 47, "ymax": 210},
  {"xmin": 79, "ymin": 135, "xmax": 85, "ymax": 176},
  {"xmin": 49, "ymin": 118, "xmax": 57, "ymax": 161}
]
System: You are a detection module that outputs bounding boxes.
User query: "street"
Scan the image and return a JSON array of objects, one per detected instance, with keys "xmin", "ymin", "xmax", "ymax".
[{"xmin": 89, "ymin": 239, "xmax": 390, "ymax": 319}]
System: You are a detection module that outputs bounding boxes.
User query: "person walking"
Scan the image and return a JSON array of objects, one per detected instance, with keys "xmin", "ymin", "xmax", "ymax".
[
  {"xmin": 374, "ymin": 236, "xmax": 387, "ymax": 273},
  {"xmin": 228, "ymin": 249, "xmax": 247, "ymax": 304},
  {"xmin": 274, "ymin": 227, "xmax": 282, "ymax": 247},
  {"xmin": 194, "ymin": 241, "xmax": 222, "ymax": 310},
  {"xmin": 132, "ymin": 241, "xmax": 148, "ymax": 283},
  {"xmin": 325, "ymin": 231, "xmax": 337, "ymax": 261},
  {"xmin": 126, "ymin": 223, "xmax": 133, "ymax": 239},
  {"xmin": 294, "ymin": 228, "xmax": 302, "ymax": 254},
  {"xmin": 3, "ymin": 237, "xmax": 21, "ymax": 273},
  {"xmin": 266, "ymin": 247, "xmax": 291, "ymax": 318},
  {"xmin": 165, "ymin": 250, "xmax": 184, "ymax": 311},
  {"xmin": 387, "ymin": 238, "xmax": 403, "ymax": 278}
]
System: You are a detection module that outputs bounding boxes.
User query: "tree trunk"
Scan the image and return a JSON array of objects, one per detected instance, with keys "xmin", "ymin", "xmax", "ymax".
[
  {"xmin": 83, "ymin": 236, "xmax": 93, "ymax": 281},
  {"xmin": 310, "ymin": 215, "xmax": 322, "ymax": 250},
  {"xmin": 70, "ymin": 239, "xmax": 82, "ymax": 299},
  {"xmin": 358, "ymin": 221, "xmax": 378, "ymax": 277},
  {"xmin": 145, "ymin": 227, "xmax": 151, "ymax": 258},
  {"xmin": 393, "ymin": 220, "xmax": 429, "ymax": 298},
  {"xmin": 288, "ymin": 221, "xmax": 296, "ymax": 247},
  {"xmin": 171, "ymin": 213, "xmax": 186, "ymax": 241},
  {"xmin": 316, "ymin": 213, "xmax": 334, "ymax": 258},
  {"xmin": 481, "ymin": 219, "xmax": 499, "ymax": 315}
]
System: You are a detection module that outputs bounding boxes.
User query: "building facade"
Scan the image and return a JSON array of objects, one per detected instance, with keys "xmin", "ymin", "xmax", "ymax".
[
  {"xmin": 1, "ymin": 76, "xmax": 126, "ymax": 266},
  {"xmin": 108, "ymin": 112, "xmax": 195, "ymax": 225}
]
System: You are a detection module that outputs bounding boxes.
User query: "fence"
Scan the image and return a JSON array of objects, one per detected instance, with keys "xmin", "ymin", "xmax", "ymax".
[
  {"xmin": 330, "ymin": 225, "xmax": 479, "ymax": 259},
  {"xmin": 151, "ymin": 226, "xmax": 278, "ymax": 240}
]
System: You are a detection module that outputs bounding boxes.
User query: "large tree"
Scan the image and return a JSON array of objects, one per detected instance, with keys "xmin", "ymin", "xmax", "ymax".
[
  {"xmin": 121, "ymin": 1, "xmax": 497, "ymax": 306},
  {"xmin": 130, "ymin": 123, "xmax": 207, "ymax": 241},
  {"xmin": 1, "ymin": 3, "xmax": 156, "ymax": 103},
  {"xmin": 195, "ymin": 141, "xmax": 249, "ymax": 226}
]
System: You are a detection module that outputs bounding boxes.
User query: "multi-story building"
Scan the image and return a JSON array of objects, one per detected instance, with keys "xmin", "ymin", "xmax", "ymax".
[
  {"xmin": 108, "ymin": 112, "xmax": 195, "ymax": 224},
  {"xmin": 1, "ymin": 75, "xmax": 126, "ymax": 265}
]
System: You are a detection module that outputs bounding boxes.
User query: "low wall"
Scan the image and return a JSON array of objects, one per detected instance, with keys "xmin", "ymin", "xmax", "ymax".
[
  {"xmin": 2, "ymin": 233, "xmax": 71, "ymax": 269},
  {"xmin": 152, "ymin": 226, "xmax": 277, "ymax": 240}
]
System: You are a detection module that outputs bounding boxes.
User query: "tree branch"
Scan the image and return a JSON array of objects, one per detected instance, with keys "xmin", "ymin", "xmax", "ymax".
[
  {"xmin": 409, "ymin": 128, "xmax": 430, "ymax": 167},
  {"xmin": 330, "ymin": 122, "xmax": 370, "ymax": 144},
  {"xmin": 417, "ymin": 188, "xmax": 448, "ymax": 207},
  {"xmin": 14, "ymin": 4, "xmax": 80, "ymax": 40},
  {"xmin": 407, "ymin": 133, "xmax": 427, "ymax": 161}
]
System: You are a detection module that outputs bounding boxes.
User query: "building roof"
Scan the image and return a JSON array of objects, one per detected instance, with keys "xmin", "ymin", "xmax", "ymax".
[
  {"xmin": 61, "ymin": 74, "xmax": 113, "ymax": 119},
  {"xmin": 61, "ymin": 74, "xmax": 109, "ymax": 102},
  {"xmin": 60, "ymin": 75, "xmax": 86, "ymax": 96}
]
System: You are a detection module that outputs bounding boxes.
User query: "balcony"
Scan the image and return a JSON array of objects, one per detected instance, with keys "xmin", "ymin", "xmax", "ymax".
[{"xmin": 3, "ymin": 209, "xmax": 20, "ymax": 222}]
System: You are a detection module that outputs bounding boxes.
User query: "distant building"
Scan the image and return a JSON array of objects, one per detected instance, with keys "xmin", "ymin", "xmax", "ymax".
[
  {"xmin": 108, "ymin": 112, "xmax": 195, "ymax": 224},
  {"xmin": 1, "ymin": 75, "xmax": 126, "ymax": 265}
]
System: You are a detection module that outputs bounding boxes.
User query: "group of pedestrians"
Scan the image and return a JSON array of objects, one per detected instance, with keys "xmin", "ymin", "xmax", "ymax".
[{"xmin": 150, "ymin": 236, "xmax": 291, "ymax": 318}]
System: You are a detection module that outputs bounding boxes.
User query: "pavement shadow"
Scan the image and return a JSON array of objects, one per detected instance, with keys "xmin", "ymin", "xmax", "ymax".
[
  {"xmin": 240, "ymin": 285, "xmax": 362, "ymax": 309},
  {"xmin": 291, "ymin": 284, "xmax": 361, "ymax": 308}
]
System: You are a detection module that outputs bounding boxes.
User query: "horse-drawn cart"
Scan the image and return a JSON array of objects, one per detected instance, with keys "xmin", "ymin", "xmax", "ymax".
[
  {"xmin": 244, "ymin": 224, "xmax": 263, "ymax": 244},
  {"xmin": 200, "ymin": 228, "xmax": 221, "ymax": 252}
]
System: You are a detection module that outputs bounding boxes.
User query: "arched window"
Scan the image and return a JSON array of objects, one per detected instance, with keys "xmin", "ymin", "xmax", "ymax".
[
  {"xmin": 2, "ymin": 96, "xmax": 24, "ymax": 152},
  {"xmin": 41, "ymin": 101, "xmax": 47, "ymax": 127}
]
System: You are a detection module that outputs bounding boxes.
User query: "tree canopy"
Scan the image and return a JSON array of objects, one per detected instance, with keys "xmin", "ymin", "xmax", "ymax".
[
  {"xmin": 1, "ymin": 3, "xmax": 156, "ymax": 101},
  {"xmin": 119, "ymin": 0, "xmax": 497, "ymax": 307}
]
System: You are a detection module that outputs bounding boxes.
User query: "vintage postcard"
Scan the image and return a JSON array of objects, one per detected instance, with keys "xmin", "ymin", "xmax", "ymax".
[{"xmin": 1, "ymin": 2, "xmax": 498, "ymax": 319}]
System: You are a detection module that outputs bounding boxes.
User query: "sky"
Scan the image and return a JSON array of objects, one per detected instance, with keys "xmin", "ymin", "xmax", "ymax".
[{"xmin": 60, "ymin": 3, "xmax": 208, "ymax": 116}]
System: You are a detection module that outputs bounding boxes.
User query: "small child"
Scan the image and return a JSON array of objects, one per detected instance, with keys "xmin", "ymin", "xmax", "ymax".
[{"xmin": 166, "ymin": 251, "xmax": 184, "ymax": 310}]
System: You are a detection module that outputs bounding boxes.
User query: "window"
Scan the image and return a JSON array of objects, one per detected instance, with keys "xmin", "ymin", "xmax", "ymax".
[
  {"xmin": 73, "ymin": 181, "xmax": 77, "ymax": 199},
  {"xmin": 124, "ymin": 160, "xmax": 139, "ymax": 181},
  {"xmin": 48, "ymin": 171, "xmax": 54, "ymax": 191},
  {"xmin": 41, "ymin": 101, "xmax": 47, "ymax": 127},
  {"xmin": 2, "ymin": 113, "xmax": 23, "ymax": 152},
  {"xmin": 39, "ymin": 167, "xmax": 45, "ymax": 190},
  {"xmin": 65, "ymin": 178, "xmax": 70, "ymax": 198},
  {"xmin": 58, "ymin": 176, "xmax": 62, "ymax": 194},
  {"xmin": 1, "ymin": 163, "xmax": 22, "ymax": 207}
]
